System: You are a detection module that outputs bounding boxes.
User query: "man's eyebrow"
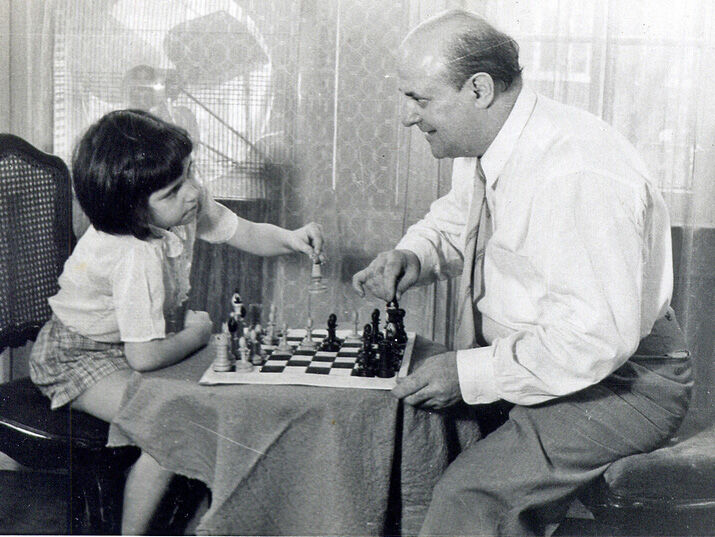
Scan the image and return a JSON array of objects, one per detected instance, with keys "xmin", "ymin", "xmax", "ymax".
[{"xmin": 402, "ymin": 90, "xmax": 428, "ymax": 99}]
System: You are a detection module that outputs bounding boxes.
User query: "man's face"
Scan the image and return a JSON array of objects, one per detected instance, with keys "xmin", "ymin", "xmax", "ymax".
[{"xmin": 397, "ymin": 44, "xmax": 481, "ymax": 159}]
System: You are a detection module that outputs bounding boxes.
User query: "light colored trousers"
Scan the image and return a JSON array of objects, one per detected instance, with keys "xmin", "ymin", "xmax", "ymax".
[{"xmin": 420, "ymin": 312, "xmax": 693, "ymax": 536}]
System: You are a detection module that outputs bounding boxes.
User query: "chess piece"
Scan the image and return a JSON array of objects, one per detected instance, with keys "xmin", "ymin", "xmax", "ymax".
[
  {"xmin": 376, "ymin": 339, "xmax": 396, "ymax": 378},
  {"xmin": 266, "ymin": 304, "xmax": 278, "ymax": 345},
  {"xmin": 301, "ymin": 318, "xmax": 317, "ymax": 349},
  {"xmin": 277, "ymin": 323, "xmax": 292, "ymax": 352},
  {"xmin": 361, "ymin": 324, "xmax": 377, "ymax": 376},
  {"xmin": 235, "ymin": 336, "xmax": 253, "ymax": 371},
  {"xmin": 249, "ymin": 328, "xmax": 265, "ymax": 365},
  {"xmin": 308, "ymin": 257, "xmax": 327, "ymax": 294},
  {"xmin": 227, "ymin": 315, "xmax": 241, "ymax": 359},
  {"xmin": 395, "ymin": 308, "xmax": 408, "ymax": 346},
  {"xmin": 344, "ymin": 309, "xmax": 361, "ymax": 342},
  {"xmin": 229, "ymin": 288, "xmax": 246, "ymax": 337},
  {"xmin": 371, "ymin": 308, "xmax": 383, "ymax": 345},
  {"xmin": 211, "ymin": 330, "xmax": 233, "ymax": 372},
  {"xmin": 320, "ymin": 313, "xmax": 342, "ymax": 352}
]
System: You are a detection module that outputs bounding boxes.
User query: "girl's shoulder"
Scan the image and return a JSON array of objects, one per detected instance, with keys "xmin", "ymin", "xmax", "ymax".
[{"xmin": 73, "ymin": 226, "xmax": 163, "ymax": 264}]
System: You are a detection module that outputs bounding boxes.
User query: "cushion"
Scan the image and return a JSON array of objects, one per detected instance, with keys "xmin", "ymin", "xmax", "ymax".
[
  {"xmin": 0, "ymin": 377, "xmax": 108, "ymax": 446},
  {"xmin": 603, "ymin": 424, "xmax": 715, "ymax": 502}
]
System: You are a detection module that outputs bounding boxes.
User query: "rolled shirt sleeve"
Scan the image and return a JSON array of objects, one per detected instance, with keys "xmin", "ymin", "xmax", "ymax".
[
  {"xmin": 457, "ymin": 172, "xmax": 651, "ymax": 405},
  {"xmin": 196, "ymin": 185, "xmax": 239, "ymax": 243}
]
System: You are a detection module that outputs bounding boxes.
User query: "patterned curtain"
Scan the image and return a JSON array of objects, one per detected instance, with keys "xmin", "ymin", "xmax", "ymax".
[{"xmin": 3, "ymin": 2, "xmax": 711, "ymax": 405}]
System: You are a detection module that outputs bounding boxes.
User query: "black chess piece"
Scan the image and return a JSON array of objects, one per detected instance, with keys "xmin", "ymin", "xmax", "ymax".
[
  {"xmin": 371, "ymin": 308, "xmax": 383, "ymax": 344},
  {"xmin": 359, "ymin": 324, "xmax": 377, "ymax": 376},
  {"xmin": 320, "ymin": 313, "xmax": 343, "ymax": 352},
  {"xmin": 376, "ymin": 339, "xmax": 396, "ymax": 378},
  {"xmin": 395, "ymin": 308, "xmax": 408, "ymax": 346},
  {"xmin": 386, "ymin": 297, "xmax": 399, "ymax": 313},
  {"xmin": 227, "ymin": 316, "xmax": 240, "ymax": 358}
]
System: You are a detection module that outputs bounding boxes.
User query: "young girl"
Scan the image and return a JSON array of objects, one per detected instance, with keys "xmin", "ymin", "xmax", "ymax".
[{"xmin": 29, "ymin": 109, "xmax": 324, "ymax": 534}]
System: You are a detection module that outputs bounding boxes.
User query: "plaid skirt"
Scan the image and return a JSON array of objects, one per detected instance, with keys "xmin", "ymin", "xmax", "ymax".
[{"xmin": 29, "ymin": 315, "xmax": 130, "ymax": 410}]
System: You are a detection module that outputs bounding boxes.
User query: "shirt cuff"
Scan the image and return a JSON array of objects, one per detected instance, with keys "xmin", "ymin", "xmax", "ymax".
[
  {"xmin": 456, "ymin": 346, "xmax": 500, "ymax": 404},
  {"xmin": 394, "ymin": 235, "xmax": 441, "ymax": 285}
]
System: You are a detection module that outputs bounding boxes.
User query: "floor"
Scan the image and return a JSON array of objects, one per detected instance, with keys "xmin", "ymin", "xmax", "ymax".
[
  {"xmin": 0, "ymin": 470, "xmax": 67, "ymax": 534},
  {"xmin": 0, "ymin": 469, "xmax": 208, "ymax": 535}
]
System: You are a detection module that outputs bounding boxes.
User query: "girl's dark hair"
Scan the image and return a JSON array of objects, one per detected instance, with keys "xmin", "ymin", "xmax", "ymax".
[
  {"xmin": 72, "ymin": 109, "xmax": 193, "ymax": 239},
  {"xmin": 444, "ymin": 24, "xmax": 522, "ymax": 91}
]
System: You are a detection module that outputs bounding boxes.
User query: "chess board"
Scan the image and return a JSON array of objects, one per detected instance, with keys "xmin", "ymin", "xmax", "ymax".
[{"xmin": 199, "ymin": 328, "xmax": 416, "ymax": 390}]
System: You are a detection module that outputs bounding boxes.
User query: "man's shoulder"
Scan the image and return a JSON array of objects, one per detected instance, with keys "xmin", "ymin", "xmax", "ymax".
[{"xmin": 520, "ymin": 92, "xmax": 650, "ymax": 183}]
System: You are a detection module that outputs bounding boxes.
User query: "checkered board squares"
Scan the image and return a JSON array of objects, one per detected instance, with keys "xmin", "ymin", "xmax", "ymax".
[{"xmin": 199, "ymin": 329, "xmax": 416, "ymax": 390}]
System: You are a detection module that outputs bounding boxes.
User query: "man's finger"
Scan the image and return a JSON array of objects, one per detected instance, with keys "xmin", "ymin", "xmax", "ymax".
[
  {"xmin": 352, "ymin": 271, "xmax": 367, "ymax": 296},
  {"xmin": 403, "ymin": 386, "xmax": 433, "ymax": 407},
  {"xmin": 392, "ymin": 374, "xmax": 428, "ymax": 399},
  {"xmin": 382, "ymin": 258, "xmax": 404, "ymax": 301}
]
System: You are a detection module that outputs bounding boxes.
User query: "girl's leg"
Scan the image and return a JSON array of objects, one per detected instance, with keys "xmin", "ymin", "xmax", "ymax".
[
  {"xmin": 71, "ymin": 370, "xmax": 173, "ymax": 535},
  {"xmin": 121, "ymin": 453, "xmax": 173, "ymax": 535}
]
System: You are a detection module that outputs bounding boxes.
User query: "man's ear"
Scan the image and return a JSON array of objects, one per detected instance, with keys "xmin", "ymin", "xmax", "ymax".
[{"xmin": 468, "ymin": 72, "xmax": 495, "ymax": 109}]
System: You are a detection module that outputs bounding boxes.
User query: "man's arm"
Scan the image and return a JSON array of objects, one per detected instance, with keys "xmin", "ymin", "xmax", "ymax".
[{"xmin": 353, "ymin": 158, "xmax": 477, "ymax": 300}]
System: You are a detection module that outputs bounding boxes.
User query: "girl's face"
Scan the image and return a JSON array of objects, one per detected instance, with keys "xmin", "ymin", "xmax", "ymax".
[{"xmin": 147, "ymin": 158, "xmax": 200, "ymax": 229}]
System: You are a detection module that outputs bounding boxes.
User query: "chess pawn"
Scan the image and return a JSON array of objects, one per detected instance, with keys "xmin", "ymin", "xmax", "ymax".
[
  {"xmin": 370, "ymin": 308, "xmax": 383, "ymax": 344},
  {"xmin": 321, "ymin": 313, "xmax": 342, "ymax": 352},
  {"xmin": 249, "ymin": 328, "xmax": 265, "ymax": 365},
  {"xmin": 302, "ymin": 318, "xmax": 317, "ymax": 349},
  {"xmin": 235, "ymin": 336, "xmax": 253, "ymax": 371},
  {"xmin": 277, "ymin": 323, "xmax": 292, "ymax": 352}
]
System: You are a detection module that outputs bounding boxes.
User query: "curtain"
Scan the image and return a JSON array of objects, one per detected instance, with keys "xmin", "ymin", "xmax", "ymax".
[
  {"xmin": 2, "ymin": 1, "xmax": 711, "ymax": 415},
  {"xmin": 0, "ymin": 0, "xmax": 54, "ymax": 150}
]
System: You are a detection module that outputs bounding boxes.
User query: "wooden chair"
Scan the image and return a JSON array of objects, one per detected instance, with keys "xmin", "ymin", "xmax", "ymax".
[{"xmin": 0, "ymin": 133, "xmax": 140, "ymax": 534}]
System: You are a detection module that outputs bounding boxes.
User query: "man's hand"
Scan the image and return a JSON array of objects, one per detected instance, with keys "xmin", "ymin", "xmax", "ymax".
[
  {"xmin": 392, "ymin": 351, "xmax": 462, "ymax": 409},
  {"xmin": 352, "ymin": 249, "xmax": 420, "ymax": 301}
]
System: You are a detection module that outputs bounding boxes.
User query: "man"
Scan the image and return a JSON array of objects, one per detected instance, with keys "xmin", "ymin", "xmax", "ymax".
[{"xmin": 353, "ymin": 10, "xmax": 692, "ymax": 536}]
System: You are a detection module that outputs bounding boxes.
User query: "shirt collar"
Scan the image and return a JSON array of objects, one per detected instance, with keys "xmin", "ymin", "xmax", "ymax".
[
  {"xmin": 148, "ymin": 224, "xmax": 187, "ymax": 258},
  {"xmin": 480, "ymin": 86, "xmax": 537, "ymax": 189}
]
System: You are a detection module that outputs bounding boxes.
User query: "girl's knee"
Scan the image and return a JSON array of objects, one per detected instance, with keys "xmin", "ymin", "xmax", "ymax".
[{"xmin": 72, "ymin": 368, "xmax": 134, "ymax": 422}]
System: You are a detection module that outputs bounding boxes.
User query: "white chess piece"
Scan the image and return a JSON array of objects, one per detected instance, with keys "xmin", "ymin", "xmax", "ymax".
[
  {"xmin": 211, "ymin": 332, "xmax": 233, "ymax": 372},
  {"xmin": 277, "ymin": 323, "xmax": 291, "ymax": 352},
  {"xmin": 235, "ymin": 336, "xmax": 254, "ymax": 371}
]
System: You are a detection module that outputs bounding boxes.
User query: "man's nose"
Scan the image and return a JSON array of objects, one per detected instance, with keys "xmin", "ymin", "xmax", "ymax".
[{"xmin": 401, "ymin": 102, "xmax": 420, "ymax": 127}]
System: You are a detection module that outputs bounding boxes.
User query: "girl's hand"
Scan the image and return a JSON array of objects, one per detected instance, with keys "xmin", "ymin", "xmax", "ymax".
[
  {"xmin": 184, "ymin": 309, "xmax": 211, "ymax": 327},
  {"xmin": 184, "ymin": 310, "xmax": 213, "ymax": 344},
  {"xmin": 289, "ymin": 222, "xmax": 325, "ymax": 261}
]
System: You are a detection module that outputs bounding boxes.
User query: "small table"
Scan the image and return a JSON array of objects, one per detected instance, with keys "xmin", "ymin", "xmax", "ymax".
[{"xmin": 108, "ymin": 336, "xmax": 483, "ymax": 536}]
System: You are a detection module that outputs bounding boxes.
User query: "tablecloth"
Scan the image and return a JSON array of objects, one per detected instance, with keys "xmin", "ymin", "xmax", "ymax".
[{"xmin": 108, "ymin": 336, "xmax": 483, "ymax": 536}]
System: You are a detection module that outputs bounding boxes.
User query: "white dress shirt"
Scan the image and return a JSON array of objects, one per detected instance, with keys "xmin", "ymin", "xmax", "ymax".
[{"xmin": 396, "ymin": 87, "xmax": 673, "ymax": 405}]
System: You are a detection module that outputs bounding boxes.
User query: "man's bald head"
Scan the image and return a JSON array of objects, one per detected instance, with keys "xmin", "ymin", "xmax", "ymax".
[{"xmin": 401, "ymin": 9, "xmax": 522, "ymax": 91}]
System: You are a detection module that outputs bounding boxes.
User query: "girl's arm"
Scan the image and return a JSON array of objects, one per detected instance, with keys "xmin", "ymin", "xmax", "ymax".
[
  {"xmin": 124, "ymin": 317, "xmax": 212, "ymax": 372},
  {"xmin": 225, "ymin": 219, "xmax": 324, "ymax": 258}
]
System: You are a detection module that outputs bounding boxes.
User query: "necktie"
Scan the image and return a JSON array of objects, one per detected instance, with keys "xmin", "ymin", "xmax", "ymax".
[{"xmin": 454, "ymin": 160, "xmax": 491, "ymax": 350}]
